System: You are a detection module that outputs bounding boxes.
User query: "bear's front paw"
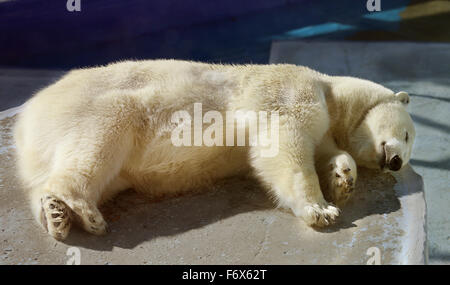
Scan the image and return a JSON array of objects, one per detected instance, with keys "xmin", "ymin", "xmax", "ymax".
[
  {"xmin": 303, "ymin": 202, "xmax": 340, "ymax": 227},
  {"xmin": 324, "ymin": 154, "xmax": 357, "ymax": 206}
]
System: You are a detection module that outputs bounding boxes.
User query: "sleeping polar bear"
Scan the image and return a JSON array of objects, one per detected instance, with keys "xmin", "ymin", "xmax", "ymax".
[{"xmin": 14, "ymin": 60, "xmax": 415, "ymax": 240}]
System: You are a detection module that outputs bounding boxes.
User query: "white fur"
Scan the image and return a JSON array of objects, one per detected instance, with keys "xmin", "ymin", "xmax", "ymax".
[{"xmin": 13, "ymin": 60, "xmax": 415, "ymax": 240}]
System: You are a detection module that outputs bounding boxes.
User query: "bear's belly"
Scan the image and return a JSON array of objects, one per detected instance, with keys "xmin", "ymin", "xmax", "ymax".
[{"xmin": 124, "ymin": 142, "xmax": 250, "ymax": 197}]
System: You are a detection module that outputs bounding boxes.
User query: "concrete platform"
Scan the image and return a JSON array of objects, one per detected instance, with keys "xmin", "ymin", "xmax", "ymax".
[
  {"xmin": 270, "ymin": 40, "xmax": 450, "ymax": 264},
  {"xmin": 0, "ymin": 63, "xmax": 427, "ymax": 264}
]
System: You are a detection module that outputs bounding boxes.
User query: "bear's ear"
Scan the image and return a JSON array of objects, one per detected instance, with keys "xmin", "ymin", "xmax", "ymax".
[{"xmin": 395, "ymin": 91, "xmax": 410, "ymax": 105}]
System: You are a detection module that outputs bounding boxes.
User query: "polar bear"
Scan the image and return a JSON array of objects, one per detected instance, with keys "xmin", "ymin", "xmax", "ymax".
[{"xmin": 13, "ymin": 60, "xmax": 415, "ymax": 240}]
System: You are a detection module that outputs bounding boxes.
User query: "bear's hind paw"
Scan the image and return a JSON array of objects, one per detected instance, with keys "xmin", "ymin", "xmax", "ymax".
[{"xmin": 40, "ymin": 195, "xmax": 72, "ymax": 241}]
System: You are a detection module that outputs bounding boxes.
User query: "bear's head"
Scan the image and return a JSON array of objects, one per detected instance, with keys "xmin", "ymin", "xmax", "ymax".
[{"xmin": 348, "ymin": 92, "xmax": 415, "ymax": 172}]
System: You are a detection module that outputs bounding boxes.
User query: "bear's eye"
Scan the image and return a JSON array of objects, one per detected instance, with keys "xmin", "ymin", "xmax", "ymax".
[{"xmin": 405, "ymin": 132, "xmax": 409, "ymax": 143}]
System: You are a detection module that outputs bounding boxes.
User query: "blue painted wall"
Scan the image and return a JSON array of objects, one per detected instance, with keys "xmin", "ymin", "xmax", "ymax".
[{"xmin": 0, "ymin": 0, "xmax": 410, "ymax": 68}]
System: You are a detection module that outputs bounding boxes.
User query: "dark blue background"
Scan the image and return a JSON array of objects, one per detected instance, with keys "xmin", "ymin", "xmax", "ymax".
[{"xmin": 0, "ymin": 0, "xmax": 411, "ymax": 69}]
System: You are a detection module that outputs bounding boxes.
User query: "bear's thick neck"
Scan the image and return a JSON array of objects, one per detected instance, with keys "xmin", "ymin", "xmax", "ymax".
[{"xmin": 325, "ymin": 80, "xmax": 391, "ymax": 150}]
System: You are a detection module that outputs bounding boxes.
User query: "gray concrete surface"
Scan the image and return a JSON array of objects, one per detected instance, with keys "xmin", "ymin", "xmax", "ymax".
[
  {"xmin": 0, "ymin": 64, "xmax": 426, "ymax": 264},
  {"xmin": 270, "ymin": 40, "xmax": 449, "ymax": 264}
]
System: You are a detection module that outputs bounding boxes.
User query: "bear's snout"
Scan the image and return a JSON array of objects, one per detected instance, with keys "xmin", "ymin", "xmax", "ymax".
[{"xmin": 388, "ymin": 155, "xmax": 402, "ymax": 171}]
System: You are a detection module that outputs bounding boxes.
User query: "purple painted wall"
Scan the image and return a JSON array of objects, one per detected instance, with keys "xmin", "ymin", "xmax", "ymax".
[{"xmin": 0, "ymin": 0, "xmax": 308, "ymax": 63}]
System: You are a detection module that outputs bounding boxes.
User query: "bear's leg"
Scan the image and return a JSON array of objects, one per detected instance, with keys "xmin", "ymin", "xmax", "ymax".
[
  {"xmin": 32, "ymin": 128, "xmax": 133, "ymax": 240},
  {"xmin": 250, "ymin": 126, "xmax": 340, "ymax": 227},
  {"xmin": 315, "ymin": 133, "xmax": 357, "ymax": 206},
  {"xmin": 36, "ymin": 186, "xmax": 107, "ymax": 240}
]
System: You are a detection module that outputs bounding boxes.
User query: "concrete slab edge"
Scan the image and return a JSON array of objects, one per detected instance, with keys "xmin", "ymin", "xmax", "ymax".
[{"xmin": 392, "ymin": 165, "xmax": 428, "ymax": 264}]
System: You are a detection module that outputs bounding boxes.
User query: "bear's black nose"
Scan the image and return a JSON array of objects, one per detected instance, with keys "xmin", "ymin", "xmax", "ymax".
[{"xmin": 388, "ymin": 155, "xmax": 402, "ymax": 171}]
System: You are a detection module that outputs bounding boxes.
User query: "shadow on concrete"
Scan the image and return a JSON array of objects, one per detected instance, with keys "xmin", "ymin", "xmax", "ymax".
[
  {"xmin": 64, "ymin": 169, "xmax": 402, "ymax": 249},
  {"xmin": 64, "ymin": 177, "xmax": 275, "ymax": 251},
  {"xmin": 429, "ymin": 252, "xmax": 450, "ymax": 264},
  {"xmin": 316, "ymin": 168, "xmax": 401, "ymax": 233},
  {"xmin": 411, "ymin": 157, "xmax": 450, "ymax": 171},
  {"xmin": 410, "ymin": 93, "xmax": 450, "ymax": 103},
  {"xmin": 411, "ymin": 114, "xmax": 450, "ymax": 134}
]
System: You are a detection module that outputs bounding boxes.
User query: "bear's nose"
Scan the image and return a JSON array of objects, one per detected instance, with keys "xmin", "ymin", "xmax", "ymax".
[{"xmin": 388, "ymin": 155, "xmax": 402, "ymax": 171}]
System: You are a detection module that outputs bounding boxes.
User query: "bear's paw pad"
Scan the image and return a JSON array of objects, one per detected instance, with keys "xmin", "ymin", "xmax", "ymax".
[{"xmin": 40, "ymin": 195, "xmax": 72, "ymax": 241}]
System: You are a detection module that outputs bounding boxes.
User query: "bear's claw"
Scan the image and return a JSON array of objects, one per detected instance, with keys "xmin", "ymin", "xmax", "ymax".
[{"xmin": 303, "ymin": 203, "xmax": 340, "ymax": 227}]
